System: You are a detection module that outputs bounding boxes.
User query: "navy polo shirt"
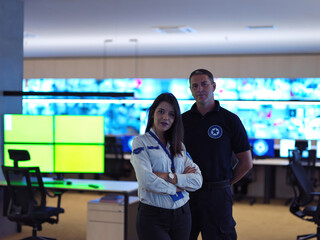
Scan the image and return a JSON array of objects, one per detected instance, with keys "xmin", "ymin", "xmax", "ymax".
[{"xmin": 182, "ymin": 100, "xmax": 250, "ymax": 182}]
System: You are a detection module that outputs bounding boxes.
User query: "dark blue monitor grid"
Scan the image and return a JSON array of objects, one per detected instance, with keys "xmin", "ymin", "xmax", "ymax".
[{"xmin": 248, "ymin": 138, "xmax": 275, "ymax": 158}]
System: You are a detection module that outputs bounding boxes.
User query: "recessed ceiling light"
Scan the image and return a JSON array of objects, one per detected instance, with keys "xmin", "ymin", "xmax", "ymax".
[
  {"xmin": 247, "ymin": 25, "xmax": 276, "ymax": 30},
  {"xmin": 153, "ymin": 26, "xmax": 196, "ymax": 34}
]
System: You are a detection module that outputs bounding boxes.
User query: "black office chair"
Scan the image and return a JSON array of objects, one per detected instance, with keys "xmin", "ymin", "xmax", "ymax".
[
  {"xmin": 2, "ymin": 149, "xmax": 64, "ymax": 240},
  {"xmin": 288, "ymin": 148, "xmax": 317, "ymax": 187},
  {"xmin": 288, "ymin": 149, "xmax": 320, "ymax": 240},
  {"xmin": 104, "ymin": 136, "xmax": 132, "ymax": 180}
]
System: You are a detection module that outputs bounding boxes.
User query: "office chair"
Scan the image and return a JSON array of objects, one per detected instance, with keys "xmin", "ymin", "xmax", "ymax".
[
  {"xmin": 104, "ymin": 136, "xmax": 132, "ymax": 180},
  {"xmin": 288, "ymin": 148, "xmax": 317, "ymax": 186},
  {"xmin": 285, "ymin": 148, "xmax": 318, "ymax": 205},
  {"xmin": 2, "ymin": 149, "xmax": 64, "ymax": 240},
  {"xmin": 288, "ymin": 149, "xmax": 320, "ymax": 240}
]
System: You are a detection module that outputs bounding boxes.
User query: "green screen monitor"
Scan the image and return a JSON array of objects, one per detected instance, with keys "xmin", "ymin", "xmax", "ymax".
[
  {"xmin": 54, "ymin": 144, "xmax": 104, "ymax": 173},
  {"xmin": 54, "ymin": 115, "xmax": 104, "ymax": 144},
  {"xmin": 3, "ymin": 114, "xmax": 105, "ymax": 174},
  {"xmin": 4, "ymin": 144, "xmax": 54, "ymax": 172},
  {"xmin": 4, "ymin": 114, "xmax": 53, "ymax": 143}
]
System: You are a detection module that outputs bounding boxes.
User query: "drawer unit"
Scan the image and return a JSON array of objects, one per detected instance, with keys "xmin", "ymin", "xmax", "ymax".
[{"xmin": 87, "ymin": 196, "xmax": 139, "ymax": 240}]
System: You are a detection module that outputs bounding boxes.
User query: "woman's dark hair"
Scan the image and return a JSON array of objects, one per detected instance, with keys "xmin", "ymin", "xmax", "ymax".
[{"xmin": 145, "ymin": 93, "xmax": 184, "ymax": 157}]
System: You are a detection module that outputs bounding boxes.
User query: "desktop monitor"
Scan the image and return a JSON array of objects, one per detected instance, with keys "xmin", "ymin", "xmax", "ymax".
[
  {"xmin": 280, "ymin": 139, "xmax": 311, "ymax": 158},
  {"xmin": 248, "ymin": 138, "xmax": 275, "ymax": 158},
  {"xmin": 121, "ymin": 135, "xmax": 135, "ymax": 153},
  {"xmin": 279, "ymin": 139, "xmax": 295, "ymax": 158}
]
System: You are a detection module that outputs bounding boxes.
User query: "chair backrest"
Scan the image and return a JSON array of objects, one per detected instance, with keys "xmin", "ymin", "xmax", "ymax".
[
  {"xmin": 289, "ymin": 150, "xmax": 314, "ymax": 206},
  {"xmin": 8, "ymin": 149, "xmax": 30, "ymax": 168},
  {"xmin": 1, "ymin": 165, "xmax": 47, "ymax": 223},
  {"xmin": 289, "ymin": 148, "xmax": 317, "ymax": 186}
]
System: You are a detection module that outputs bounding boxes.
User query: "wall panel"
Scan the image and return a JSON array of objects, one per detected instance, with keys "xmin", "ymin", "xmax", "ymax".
[{"xmin": 24, "ymin": 54, "xmax": 320, "ymax": 79}]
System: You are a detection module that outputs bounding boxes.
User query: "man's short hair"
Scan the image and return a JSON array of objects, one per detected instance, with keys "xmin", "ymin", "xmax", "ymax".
[{"xmin": 189, "ymin": 69, "xmax": 214, "ymax": 83}]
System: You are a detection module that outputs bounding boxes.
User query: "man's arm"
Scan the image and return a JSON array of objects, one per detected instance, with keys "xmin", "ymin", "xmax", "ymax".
[{"xmin": 230, "ymin": 149, "xmax": 253, "ymax": 185}]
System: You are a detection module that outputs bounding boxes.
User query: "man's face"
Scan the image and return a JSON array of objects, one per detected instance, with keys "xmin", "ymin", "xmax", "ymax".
[{"xmin": 190, "ymin": 74, "xmax": 216, "ymax": 105}]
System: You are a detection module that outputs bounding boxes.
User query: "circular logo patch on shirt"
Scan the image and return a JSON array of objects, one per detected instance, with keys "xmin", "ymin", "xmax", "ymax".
[{"xmin": 208, "ymin": 125, "xmax": 223, "ymax": 139}]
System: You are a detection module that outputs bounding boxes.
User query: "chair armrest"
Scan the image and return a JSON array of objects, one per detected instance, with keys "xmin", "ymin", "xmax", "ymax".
[{"xmin": 46, "ymin": 190, "xmax": 64, "ymax": 208}]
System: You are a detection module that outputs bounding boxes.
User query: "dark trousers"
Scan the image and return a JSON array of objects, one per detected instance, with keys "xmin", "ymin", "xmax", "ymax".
[
  {"xmin": 189, "ymin": 185, "xmax": 237, "ymax": 240},
  {"xmin": 136, "ymin": 202, "xmax": 191, "ymax": 240}
]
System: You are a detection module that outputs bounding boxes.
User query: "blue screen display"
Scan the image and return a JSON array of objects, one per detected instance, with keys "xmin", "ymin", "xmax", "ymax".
[
  {"xmin": 249, "ymin": 138, "xmax": 275, "ymax": 158},
  {"xmin": 120, "ymin": 135, "xmax": 135, "ymax": 153},
  {"xmin": 22, "ymin": 78, "xmax": 320, "ymax": 140}
]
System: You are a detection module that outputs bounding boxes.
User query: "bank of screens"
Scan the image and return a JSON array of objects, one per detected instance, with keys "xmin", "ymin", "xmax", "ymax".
[
  {"xmin": 3, "ymin": 114, "xmax": 104, "ymax": 173},
  {"xmin": 248, "ymin": 138, "xmax": 275, "ymax": 158}
]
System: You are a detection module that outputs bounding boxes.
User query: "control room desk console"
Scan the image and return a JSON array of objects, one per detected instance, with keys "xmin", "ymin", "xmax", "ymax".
[{"xmin": 253, "ymin": 158, "xmax": 320, "ymax": 203}]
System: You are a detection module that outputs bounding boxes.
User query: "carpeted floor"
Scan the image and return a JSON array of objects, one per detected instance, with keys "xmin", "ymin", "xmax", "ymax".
[{"xmin": 0, "ymin": 192, "xmax": 316, "ymax": 240}]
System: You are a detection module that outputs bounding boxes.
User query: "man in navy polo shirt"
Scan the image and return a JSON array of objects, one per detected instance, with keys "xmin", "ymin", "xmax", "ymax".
[{"xmin": 182, "ymin": 69, "xmax": 253, "ymax": 240}]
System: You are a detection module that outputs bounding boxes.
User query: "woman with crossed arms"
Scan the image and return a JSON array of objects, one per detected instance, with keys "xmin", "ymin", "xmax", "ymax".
[{"xmin": 130, "ymin": 93, "xmax": 203, "ymax": 240}]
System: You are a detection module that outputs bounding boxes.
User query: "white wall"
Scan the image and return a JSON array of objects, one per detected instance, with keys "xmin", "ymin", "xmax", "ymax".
[{"xmin": 24, "ymin": 54, "xmax": 320, "ymax": 79}]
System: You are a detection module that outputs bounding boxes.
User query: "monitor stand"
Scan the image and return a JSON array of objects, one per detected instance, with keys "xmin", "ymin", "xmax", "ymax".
[{"xmin": 53, "ymin": 173, "xmax": 65, "ymax": 181}]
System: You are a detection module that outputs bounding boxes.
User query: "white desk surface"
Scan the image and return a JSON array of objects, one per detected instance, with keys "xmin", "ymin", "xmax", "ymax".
[
  {"xmin": 253, "ymin": 158, "xmax": 289, "ymax": 166},
  {"xmin": 0, "ymin": 177, "xmax": 138, "ymax": 194},
  {"xmin": 253, "ymin": 158, "xmax": 320, "ymax": 167}
]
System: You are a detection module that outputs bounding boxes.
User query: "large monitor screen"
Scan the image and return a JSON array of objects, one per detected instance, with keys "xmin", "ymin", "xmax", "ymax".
[
  {"xmin": 55, "ymin": 115, "xmax": 104, "ymax": 143},
  {"xmin": 3, "ymin": 114, "xmax": 104, "ymax": 174},
  {"xmin": 22, "ymin": 78, "xmax": 320, "ymax": 139},
  {"xmin": 54, "ymin": 144, "xmax": 104, "ymax": 173},
  {"xmin": 4, "ymin": 114, "xmax": 53, "ymax": 143},
  {"xmin": 4, "ymin": 144, "xmax": 54, "ymax": 172}
]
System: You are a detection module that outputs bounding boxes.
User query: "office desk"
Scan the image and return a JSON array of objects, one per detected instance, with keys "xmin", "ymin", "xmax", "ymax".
[
  {"xmin": 253, "ymin": 159, "xmax": 289, "ymax": 203},
  {"xmin": 253, "ymin": 158, "xmax": 320, "ymax": 203},
  {"xmin": 0, "ymin": 178, "xmax": 138, "ymax": 240}
]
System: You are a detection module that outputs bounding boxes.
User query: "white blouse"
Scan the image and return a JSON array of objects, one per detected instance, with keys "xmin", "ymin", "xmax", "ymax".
[{"xmin": 130, "ymin": 129, "xmax": 203, "ymax": 209}]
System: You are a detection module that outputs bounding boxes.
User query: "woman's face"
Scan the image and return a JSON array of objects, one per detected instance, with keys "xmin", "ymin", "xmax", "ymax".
[{"xmin": 152, "ymin": 101, "xmax": 175, "ymax": 136}]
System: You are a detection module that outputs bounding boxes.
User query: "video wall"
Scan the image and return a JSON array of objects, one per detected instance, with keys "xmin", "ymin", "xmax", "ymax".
[
  {"xmin": 22, "ymin": 78, "xmax": 320, "ymax": 142},
  {"xmin": 4, "ymin": 114, "xmax": 105, "ymax": 173}
]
